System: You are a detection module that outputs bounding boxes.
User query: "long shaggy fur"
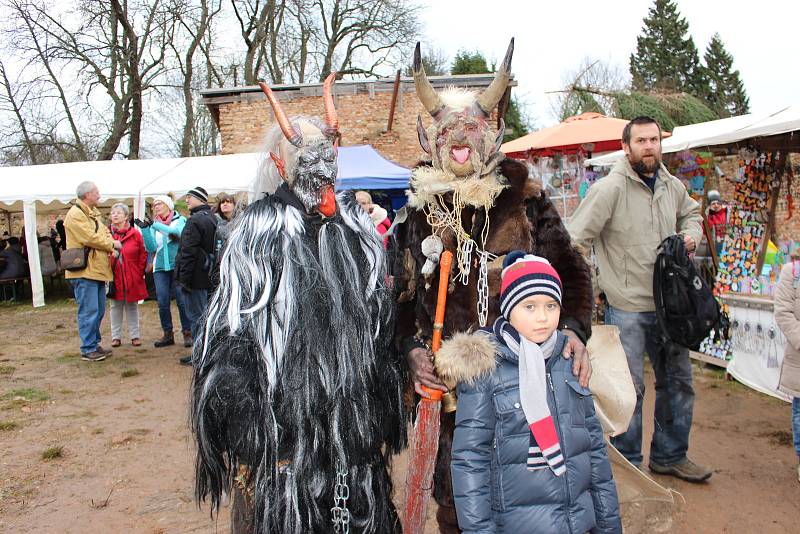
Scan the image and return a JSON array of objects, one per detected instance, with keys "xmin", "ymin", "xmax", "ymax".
[
  {"xmin": 406, "ymin": 166, "xmax": 508, "ymax": 209},
  {"xmin": 191, "ymin": 192, "xmax": 405, "ymax": 534},
  {"xmin": 435, "ymin": 331, "xmax": 497, "ymax": 386}
]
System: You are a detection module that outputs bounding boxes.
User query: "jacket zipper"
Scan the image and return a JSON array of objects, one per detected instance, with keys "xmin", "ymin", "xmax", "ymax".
[{"xmin": 547, "ymin": 370, "xmax": 574, "ymax": 534}]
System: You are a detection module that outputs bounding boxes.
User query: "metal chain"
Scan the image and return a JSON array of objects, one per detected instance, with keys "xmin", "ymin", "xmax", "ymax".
[
  {"xmin": 477, "ymin": 251, "xmax": 495, "ymax": 327},
  {"xmin": 331, "ymin": 461, "xmax": 350, "ymax": 534}
]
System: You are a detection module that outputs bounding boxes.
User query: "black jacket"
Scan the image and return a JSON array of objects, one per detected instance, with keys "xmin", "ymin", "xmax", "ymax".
[{"xmin": 176, "ymin": 204, "xmax": 218, "ymax": 290}]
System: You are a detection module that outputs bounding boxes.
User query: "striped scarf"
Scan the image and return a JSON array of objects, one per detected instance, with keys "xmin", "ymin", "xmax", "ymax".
[{"xmin": 493, "ymin": 317, "xmax": 565, "ymax": 476}]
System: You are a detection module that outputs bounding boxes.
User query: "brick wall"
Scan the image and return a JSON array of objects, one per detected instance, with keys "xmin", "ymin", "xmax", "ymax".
[{"xmin": 214, "ymin": 84, "xmax": 499, "ymax": 168}]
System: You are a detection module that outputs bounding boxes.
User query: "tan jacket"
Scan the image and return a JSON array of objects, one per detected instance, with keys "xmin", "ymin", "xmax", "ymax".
[
  {"xmin": 64, "ymin": 200, "xmax": 115, "ymax": 282},
  {"xmin": 773, "ymin": 262, "xmax": 800, "ymax": 398},
  {"xmin": 568, "ymin": 158, "xmax": 702, "ymax": 312}
]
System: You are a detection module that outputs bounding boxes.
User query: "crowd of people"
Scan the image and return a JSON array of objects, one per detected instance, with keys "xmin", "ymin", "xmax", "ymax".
[{"xmin": 61, "ymin": 182, "xmax": 239, "ymax": 365}]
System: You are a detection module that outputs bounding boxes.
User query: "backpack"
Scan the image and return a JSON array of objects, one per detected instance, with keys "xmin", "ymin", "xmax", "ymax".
[{"xmin": 653, "ymin": 234, "xmax": 720, "ymax": 349}]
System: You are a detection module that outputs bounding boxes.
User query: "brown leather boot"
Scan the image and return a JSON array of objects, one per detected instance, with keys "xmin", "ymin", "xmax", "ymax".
[
  {"xmin": 182, "ymin": 329, "xmax": 193, "ymax": 348},
  {"xmin": 154, "ymin": 330, "xmax": 175, "ymax": 348}
]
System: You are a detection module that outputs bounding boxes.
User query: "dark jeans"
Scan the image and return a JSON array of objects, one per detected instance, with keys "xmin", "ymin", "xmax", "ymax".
[
  {"xmin": 71, "ymin": 278, "xmax": 106, "ymax": 354},
  {"xmin": 153, "ymin": 270, "xmax": 190, "ymax": 333},
  {"xmin": 182, "ymin": 287, "xmax": 209, "ymax": 341},
  {"xmin": 793, "ymin": 397, "xmax": 800, "ymax": 459},
  {"xmin": 606, "ymin": 305, "xmax": 695, "ymax": 466}
]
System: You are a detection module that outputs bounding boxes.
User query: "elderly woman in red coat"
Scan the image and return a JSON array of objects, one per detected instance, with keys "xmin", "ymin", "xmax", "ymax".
[{"xmin": 108, "ymin": 203, "xmax": 148, "ymax": 346}]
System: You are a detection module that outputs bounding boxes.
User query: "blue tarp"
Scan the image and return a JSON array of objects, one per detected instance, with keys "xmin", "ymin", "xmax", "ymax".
[{"xmin": 336, "ymin": 145, "xmax": 410, "ymax": 190}]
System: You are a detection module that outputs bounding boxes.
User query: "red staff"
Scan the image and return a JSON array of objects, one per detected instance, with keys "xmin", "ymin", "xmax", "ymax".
[{"xmin": 403, "ymin": 250, "xmax": 454, "ymax": 534}]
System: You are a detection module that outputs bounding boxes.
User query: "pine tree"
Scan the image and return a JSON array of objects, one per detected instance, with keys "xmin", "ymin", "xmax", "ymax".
[
  {"xmin": 629, "ymin": 0, "xmax": 709, "ymax": 98},
  {"xmin": 451, "ymin": 50, "xmax": 491, "ymax": 75},
  {"xmin": 704, "ymin": 33, "xmax": 750, "ymax": 117}
]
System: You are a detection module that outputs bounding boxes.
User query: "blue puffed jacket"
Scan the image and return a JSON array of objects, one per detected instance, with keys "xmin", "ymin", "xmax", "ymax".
[
  {"xmin": 141, "ymin": 212, "xmax": 186, "ymax": 272},
  {"xmin": 450, "ymin": 331, "xmax": 621, "ymax": 534}
]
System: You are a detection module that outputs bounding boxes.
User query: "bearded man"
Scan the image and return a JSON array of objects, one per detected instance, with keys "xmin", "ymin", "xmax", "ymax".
[
  {"xmin": 190, "ymin": 75, "xmax": 405, "ymax": 534},
  {"xmin": 568, "ymin": 116, "xmax": 710, "ymax": 482},
  {"xmin": 393, "ymin": 40, "xmax": 594, "ymax": 533}
]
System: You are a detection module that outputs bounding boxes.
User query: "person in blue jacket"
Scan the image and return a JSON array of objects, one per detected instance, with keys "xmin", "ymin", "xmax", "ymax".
[
  {"xmin": 136, "ymin": 195, "xmax": 191, "ymax": 348},
  {"xmin": 443, "ymin": 251, "xmax": 621, "ymax": 533}
]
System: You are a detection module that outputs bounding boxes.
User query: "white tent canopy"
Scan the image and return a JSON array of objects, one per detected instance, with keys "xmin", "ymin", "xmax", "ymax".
[
  {"xmin": 0, "ymin": 147, "xmax": 410, "ymax": 307},
  {"xmin": 585, "ymin": 106, "xmax": 800, "ymax": 167}
]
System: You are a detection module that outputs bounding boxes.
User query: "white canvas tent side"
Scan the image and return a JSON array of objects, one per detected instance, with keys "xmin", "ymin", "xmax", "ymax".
[
  {"xmin": 0, "ymin": 159, "xmax": 183, "ymax": 307},
  {"xmin": 0, "ymin": 156, "xmax": 256, "ymax": 307},
  {"xmin": 585, "ymin": 106, "xmax": 800, "ymax": 167}
]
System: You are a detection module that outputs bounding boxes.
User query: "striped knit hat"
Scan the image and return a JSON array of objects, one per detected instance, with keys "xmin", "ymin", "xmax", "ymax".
[
  {"xmin": 499, "ymin": 251, "xmax": 562, "ymax": 319},
  {"xmin": 186, "ymin": 186, "xmax": 208, "ymax": 203}
]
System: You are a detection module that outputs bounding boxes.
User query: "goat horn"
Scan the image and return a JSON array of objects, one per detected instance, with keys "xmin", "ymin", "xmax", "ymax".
[
  {"xmin": 412, "ymin": 42, "xmax": 445, "ymax": 119},
  {"xmin": 259, "ymin": 81, "xmax": 303, "ymax": 147},
  {"xmin": 475, "ymin": 38, "xmax": 514, "ymax": 117},
  {"xmin": 322, "ymin": 72, "xmax": 339, "ymax": 134}
]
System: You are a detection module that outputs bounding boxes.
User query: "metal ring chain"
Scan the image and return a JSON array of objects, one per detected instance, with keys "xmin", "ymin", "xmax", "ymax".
[
  {"xmin": 477, "ymin": 251, "xmax": 496, "ymax": 327},
  {"xmin": 331, "ymin": 461, "xmax": 350, "ymax": 534}
]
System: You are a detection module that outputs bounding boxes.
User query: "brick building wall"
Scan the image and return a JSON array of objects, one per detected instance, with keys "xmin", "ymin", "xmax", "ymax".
[{"xmin": 203, "ymin": 75, "xmax": 507, "ymax": 169}]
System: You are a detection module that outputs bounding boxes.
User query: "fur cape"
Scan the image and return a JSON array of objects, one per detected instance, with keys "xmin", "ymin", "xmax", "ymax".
[
  {"xmin": 394, "ymin": 157, "xmax": 593, "ymax": 351},
  {"xmin": 392, "ymin": 157, "xmax": 593, "ymax": 532},
  {"xmin": 191, "ymin": 185, "xmax": 406, "ymax": 534}
]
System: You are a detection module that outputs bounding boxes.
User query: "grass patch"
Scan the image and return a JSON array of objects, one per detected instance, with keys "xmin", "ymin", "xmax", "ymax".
[
  {"xmin": 0, "ymin": 365, "xmax": 15, "ymax": 375},
  {"xmin": 41, "ymin": 445, "xmax": 64, "ymax": 460},
  {"xmin": 0, "ymin": 420, "xmax": 19, "ymax": 431},
  {"xmin": 56, "ymin": 352, "xmax": 80, "ymax": 364},
  {"xmin": 1, "ymin": 388, "xmax": 50, "ymax": 402},
  {"xmin": 758, "ymin": 429, "xmax": 794, "ymax": 447},
  {"xmin": 120, "ymin": 368, "xmax": 140, "ymax": 378}
]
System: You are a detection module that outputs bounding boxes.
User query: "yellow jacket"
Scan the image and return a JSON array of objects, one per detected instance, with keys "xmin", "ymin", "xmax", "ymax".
[
  {"xmin": 568, "ymin": 158, "xmax": 702, "ymax": 312},
  {"xmin": 64, "ymin": 200, "xmax": 115, "ymax": 282}
]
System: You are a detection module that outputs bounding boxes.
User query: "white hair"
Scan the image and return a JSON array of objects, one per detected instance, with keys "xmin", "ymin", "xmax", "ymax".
[
  {"xmin": 76, "ymin": 181, "xmax": 96, "ymax": 200},
  {"xmin": 110, "ymin": 203, "xmax": 129, "ymax": 216}
]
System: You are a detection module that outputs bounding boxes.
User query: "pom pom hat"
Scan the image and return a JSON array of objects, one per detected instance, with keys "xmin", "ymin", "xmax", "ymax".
[{"xmin": 499, "ymin": 251, "xmax": 562, "ymax": 318}]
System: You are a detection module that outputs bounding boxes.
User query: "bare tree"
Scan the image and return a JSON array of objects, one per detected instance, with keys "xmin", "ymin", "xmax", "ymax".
[
  {"xmin": 3, "ymin": 0, "xmax": 175, "ymax": 160},
  {"xmin": 313, "ymin": 0, "xmax": 420, "ymax": 81},
  {"xmin": 549, "ymin": 57, "xmax": 629, "ymax": 122},
  {"xmin": 167, "ymin": 0, "xmax": 222, "ymax": 156}
]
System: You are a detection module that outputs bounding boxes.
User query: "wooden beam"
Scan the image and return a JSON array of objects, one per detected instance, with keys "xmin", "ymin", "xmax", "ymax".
[
  {"xmin": 386, "ymin": 70, "xmax": 401, "ymax": 132},
  {"xmin": 755, "ymin": 150, "xmax": 787, "ymax": 274}
]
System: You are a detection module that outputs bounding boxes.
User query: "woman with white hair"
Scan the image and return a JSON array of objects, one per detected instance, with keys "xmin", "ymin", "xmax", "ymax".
[
  {"xmin": 773, "ymin": 243, "xmax": 800, "ymax": 483},
  {"xmin": 136, "ymin": 195, "xmax": 191, "ymax": 348},
  {"xmin": 108, "ymin": 203, "xmax": 148, "ymax": 346}
]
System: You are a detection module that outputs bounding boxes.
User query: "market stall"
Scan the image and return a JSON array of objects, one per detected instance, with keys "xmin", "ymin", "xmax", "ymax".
[
  {"xmin": 500, "ymin": 112, "xmax": 668, "ymax": 220},
  {"xmin": 584, "ymin": 106, "xmax": 800, "ymax": 400}
]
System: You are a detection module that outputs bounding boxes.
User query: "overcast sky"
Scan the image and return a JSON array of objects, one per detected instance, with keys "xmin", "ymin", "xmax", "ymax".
[{"xmin": 418, "ymin": 0, "xmax": 798, "ymax": 127}]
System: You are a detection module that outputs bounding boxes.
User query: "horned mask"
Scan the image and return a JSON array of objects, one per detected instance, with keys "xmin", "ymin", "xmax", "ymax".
[
  {"xmin": 259, "ymin": 73, "xmax": 341, "ymax": 216},
  {"xmin": 414, "ymin": 39, "xmax": 514, "ymax": 180}
]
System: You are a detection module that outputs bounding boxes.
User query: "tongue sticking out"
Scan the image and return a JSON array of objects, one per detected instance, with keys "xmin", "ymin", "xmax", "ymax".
[
  {"xmin": 451, "ymin": 147, "xmax": 471, "ymax": 164},
  {"xmin": 318, "ymin": 185, "xmax": 336, "ymax": 217}
]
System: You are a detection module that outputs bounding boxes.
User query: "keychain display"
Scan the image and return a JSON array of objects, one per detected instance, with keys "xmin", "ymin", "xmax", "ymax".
[{"xmin": 702, "ymin": 149, "xmax": 780, "ymax": 361}]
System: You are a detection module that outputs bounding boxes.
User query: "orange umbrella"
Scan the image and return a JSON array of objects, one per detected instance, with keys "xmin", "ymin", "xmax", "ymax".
[{"xmin": 501, "ymin": 112, "xmax": 670, "ymax": 157}]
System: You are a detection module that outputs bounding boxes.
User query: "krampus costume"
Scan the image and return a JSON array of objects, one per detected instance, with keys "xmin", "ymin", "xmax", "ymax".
[
  {"xmin": 394, "ymin": 41, "xmax": 594, "ymax": 532},
  {"xmin": 191, "ymin": 74, "xmax": 405, "ymax": 534}
]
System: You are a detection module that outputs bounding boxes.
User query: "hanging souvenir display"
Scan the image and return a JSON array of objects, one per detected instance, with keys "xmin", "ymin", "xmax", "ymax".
[{"xmin": 701, "ymin": 149, "xmax": 780, "ymax": 361}]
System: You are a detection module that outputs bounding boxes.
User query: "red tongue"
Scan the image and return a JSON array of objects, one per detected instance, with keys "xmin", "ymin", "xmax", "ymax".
[
  {"xmin": 451, "ymin": 147, "xmax": 471, "ymax": 164},
  {"xmin": 318, "ymin": 185, "xmax": 336, "ymax": 217}
]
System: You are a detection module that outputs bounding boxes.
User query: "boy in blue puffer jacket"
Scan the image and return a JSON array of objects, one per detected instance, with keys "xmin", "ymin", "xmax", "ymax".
[{"xmin": 444, "ymin": 251, "xmax": 621, "ymax": 533}]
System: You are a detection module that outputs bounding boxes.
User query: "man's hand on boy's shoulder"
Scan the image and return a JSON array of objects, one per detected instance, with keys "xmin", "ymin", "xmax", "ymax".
[{"xmin": 561, "ymin": 330, "xmax": 591, "ymax": 388}]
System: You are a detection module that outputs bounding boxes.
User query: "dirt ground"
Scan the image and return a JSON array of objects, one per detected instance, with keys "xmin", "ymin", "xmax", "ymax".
[{"xmin": 0, "ymin": 298, "xmax": 798, "ymax": 533}]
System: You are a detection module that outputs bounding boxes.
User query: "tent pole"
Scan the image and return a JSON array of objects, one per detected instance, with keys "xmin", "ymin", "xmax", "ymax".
[{"xmin": 23, "ymin": 201, "xmax": 45, "ymax": 307}]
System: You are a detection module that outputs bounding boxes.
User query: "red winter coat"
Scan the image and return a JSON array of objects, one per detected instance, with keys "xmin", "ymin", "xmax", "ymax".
[{"xmin": 109, "ymin": 224, "xmax": 148, "ymax": 302}]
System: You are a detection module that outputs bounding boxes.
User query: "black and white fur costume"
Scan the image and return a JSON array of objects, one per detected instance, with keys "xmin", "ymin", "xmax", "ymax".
[{"xmin": 190, "ymin": 111, "xmax": 405, "ymax": 532}]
